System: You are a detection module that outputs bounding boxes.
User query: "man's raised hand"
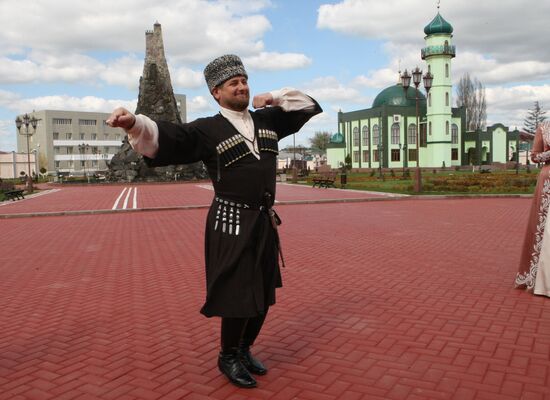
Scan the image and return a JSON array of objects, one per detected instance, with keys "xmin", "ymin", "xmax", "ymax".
[
  {"xmin": 106, "ymin": 108, "xmax": 136, "ymax": 130},
  {"xmin": 252, "ymin": 93, "xmax": 274, "ymax": 109}
]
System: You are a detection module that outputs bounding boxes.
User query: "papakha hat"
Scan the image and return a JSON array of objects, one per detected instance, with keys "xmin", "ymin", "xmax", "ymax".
[{"xmin": 204, "ymin": 54, "xmax": 248, "ymax": 92}]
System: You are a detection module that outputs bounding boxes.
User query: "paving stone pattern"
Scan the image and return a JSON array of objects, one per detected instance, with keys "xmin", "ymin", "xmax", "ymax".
[{"xmin": 0, "ymin": 186, "xmax": 549, "ymax": 399}]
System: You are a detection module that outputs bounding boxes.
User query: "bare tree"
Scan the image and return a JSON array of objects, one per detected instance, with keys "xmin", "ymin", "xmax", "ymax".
[
  {"xmin": 309, "ymin": 131, "xmax": 332, "ymax": 151},
  {"xmin": 523, "ymin": 101, "xmax": 547, "ymax": 134},
  {"xmin": 455, "ymin": 73, "xmax": 487, "ymax": 131}
]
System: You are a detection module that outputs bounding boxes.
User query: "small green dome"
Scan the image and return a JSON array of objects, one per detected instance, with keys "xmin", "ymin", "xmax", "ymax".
[
  {"xmin": 372, "ymin": 84, "xmax": 426, "ymax": 108},
  {"xmin": 330, "ymin": 132, "xmax": 344, "ymax": 144},
  {"xmin": 424, "ymin": 13, "xmax": 453, "ymax": 35}
]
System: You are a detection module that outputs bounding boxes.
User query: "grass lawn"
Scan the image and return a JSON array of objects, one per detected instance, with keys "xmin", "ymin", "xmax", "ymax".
[{"xmin": 303, "ymin": 168, "xmax": 539, "ymax": 195}]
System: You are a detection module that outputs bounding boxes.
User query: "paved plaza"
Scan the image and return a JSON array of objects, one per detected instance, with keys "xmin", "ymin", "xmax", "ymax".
[{"xmin": 0, "ymin": 182, "xmax": 549, "ymax": 400}]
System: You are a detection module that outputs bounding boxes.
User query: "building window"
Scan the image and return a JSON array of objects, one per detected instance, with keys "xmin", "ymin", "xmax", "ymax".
[
  {"xmin": 391, "ymin": 149, "xmax": 400, "ymax": 162},
  {"xmin": 408, "ymin": 124, "xmax": 417, "ymax": 144},
  {"xmin": 445, "ymin": 92, "xmax": 449, "ymax": 106},
  {"xmin": 115, "ymin": 134, "xmax": 121, "ymax": 141},
  {"xmin": 80, "ymin": 133, "xmax": 85, "ymax": 140},
  {"xmin": 362, "ymin": 125, "xmax": 369, "ymax": 146},
  {"xmin": 67, "ymin": 147, "xmax": 73, "ymax": 155},
  {"xmin": 451, "ymin": 148, "xmax": 458, "ymax": 160},
  {"xmin": 373, "ymin": 149, "xmax": 379, "ymax": 162},
  {"xmin": 445, "ymin": 63, "xmax": 449, "ymax": 78},
  {"xmin": 91, "ymin": 160, "xmax": 98, "ymax": 167},
  {"xmin": 429, "ymin": 121, "xmax": 432, "ymax": 136},
  {"xmin": 353, "ymin": 150, "xmax": 360, "ymax": 162},
  {"xmin": 428, "ymin": 93, "xmax": 432, "ymax": 107},
  {"xmin": 66, "ymin": 132, "xmax": 72, "ymax": 140},
  {"xmin": 55, "ymin": 161, "xmax": 60, "ymax": 168},
  {"xmin": 54, "ymin": 147, "xmax": 60, "ymax": 154},
  {"xmin": 353, "ymin": 127, "xmax": 360, "ymax": 147},
  {"xmin": 420, "ymin": 124, "xmax": 427, "ymax": 147},
  {"xmin": 53, "ymin": 118, "xmax": 71, "ymax": 125},
  {"xmin": 79, "ymin": 119, "xmax": 97, "ymax": 126},
  {"xmin": 362, "ymin": 150, "xmax": 369, "ymax": 163},
  {"xmin": 391, "ymin": 123, "xmax": 400, "ymax": 144},
  {"xmin": 68, "ymin": 161, "xmax": 74, "ymax": 168},
  {"xmin": 452, "ymin": 124, "xmax": 459, "ymax": 144},
  {"xmin": 446, "ymin": 121, "xmax": 450, "ymax": 135},
  {"xmin": 104, "ymin": 147, "xmax": 110, "ymax": 153},
  {"xmin": 372, "ymin": 125, "xmax": 380, "ymax": 145},
  {"xmin": 91, "ymin": 133, "xmax": 97, "ymax": 140},
  {"xmin": 408, "ymin": 148, "xmax": 418, "ymax": 162},
  {"xmin": 80, "ymin": 161, "xmax": 85, "ymax": 167}
]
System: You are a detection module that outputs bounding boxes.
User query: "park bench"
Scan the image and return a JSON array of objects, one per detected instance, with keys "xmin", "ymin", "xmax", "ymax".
[
  {"xmin": 4, "ymin": 189, "xmax": 25, "ymax": 201},
  {"xmin": 312, "ymin": 171, "xmax": 337, "ymax": 188}
]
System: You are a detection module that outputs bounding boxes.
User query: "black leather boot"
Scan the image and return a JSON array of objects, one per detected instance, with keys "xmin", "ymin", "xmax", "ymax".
[
  {"xmin": 239, "ymin": 345, "xmax": 268, "ymax": 375},
  {"xmin": 218, "ymin": 348, "xmax": 257, "ymax": 388}
]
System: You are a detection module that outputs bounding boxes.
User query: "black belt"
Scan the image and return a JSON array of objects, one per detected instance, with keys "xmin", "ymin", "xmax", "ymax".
[{"xmin": 214, "ymin": 194, "xmax": 285, "ymax": 267}]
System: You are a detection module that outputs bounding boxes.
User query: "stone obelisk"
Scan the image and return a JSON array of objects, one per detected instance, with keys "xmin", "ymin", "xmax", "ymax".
[{"xmin": 108, "ymin": 22, "xmax": 205, "ymax": 182}]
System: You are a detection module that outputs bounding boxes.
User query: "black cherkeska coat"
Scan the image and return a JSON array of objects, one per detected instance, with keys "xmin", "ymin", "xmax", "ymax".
[{"xmin": 144, "ymin": 100, "xmax": 322, "ymax": 318}]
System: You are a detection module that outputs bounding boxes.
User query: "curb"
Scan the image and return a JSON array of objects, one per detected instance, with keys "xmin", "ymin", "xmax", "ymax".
[{"xmin": 0, "ymin": 193, "xmax": 533, "ymax": 219}]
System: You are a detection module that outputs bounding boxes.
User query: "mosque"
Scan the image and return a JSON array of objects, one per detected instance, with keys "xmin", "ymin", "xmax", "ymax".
[{"xmin": 326, "ymin": 11, "xmax": 523, "ymax": 171}]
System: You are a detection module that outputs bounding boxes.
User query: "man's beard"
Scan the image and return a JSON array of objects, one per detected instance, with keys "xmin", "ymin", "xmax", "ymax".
[{"xmin": 227, "ymin": 93, "xmax": 249, "ymax": 111}]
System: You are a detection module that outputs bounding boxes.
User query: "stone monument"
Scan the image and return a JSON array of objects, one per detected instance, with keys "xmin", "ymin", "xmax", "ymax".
[{"xmin": 107, "ymin": 22, "xmax": 206, "ymax": 182}]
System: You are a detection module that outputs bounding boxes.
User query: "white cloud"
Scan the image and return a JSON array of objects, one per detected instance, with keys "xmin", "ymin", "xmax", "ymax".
[
  {"xmin": 186, "ymin": 95, "xmax": 214, "ymax": 114},
  {"xmin": 100, "ymin": 56, "xmax": 143, "ymax": 90},
  {"xmin": 317, "ymin": 0, "xmax": 550, "ymax": 84},
  {"xmin": 0, "ymin": 119, "xmax": 16, "ymax": 151},
  {"xmin": 304, "ymin": 76, "xmax": 368, "ymax": 103},
  {"xmin": 485, "ymin": 85, "xmax": 550, "ymax": 128},
  {"xmin": 172, "ymin": 67, "xmax": 204, "ymax": 89},
  {"xmin": 244, "ymin": 52, "xmax": 312, "ymax": 71},
  {"xmin": 0, "ymin": 90, "xmax": 136, "ymax": 115},
  {"xmin": 0, "ymin": 0, "xmax": 275, "ymax": 62}
]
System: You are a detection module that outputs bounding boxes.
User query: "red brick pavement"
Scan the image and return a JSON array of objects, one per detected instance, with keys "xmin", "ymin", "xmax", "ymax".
[
  {"xmin": 0, "ymin": 182, "xmax": 392, "ymax": 216},
  {"xmin": 1, "ymin": 194, "xmax": 549, "ymax": 400}
]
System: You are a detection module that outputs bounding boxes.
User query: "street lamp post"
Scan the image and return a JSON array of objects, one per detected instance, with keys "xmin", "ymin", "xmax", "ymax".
[
  {"xmin": 78, "ymin": 143, "xmax": 90, "ymax": 182},
  {"xmin": 399, "ymin": 142, "xmax": 407, "ymax": 178},
  {"xmin": 15, "ymin": 113, "xmax": 38, "ymax": 193},
  {"xmin": 400, "ymin": 67, "xmax": 433, "ymax": 192},
  {"xmin": 377, "ymin": 143, "xmax": 384, "ymax": 181}
]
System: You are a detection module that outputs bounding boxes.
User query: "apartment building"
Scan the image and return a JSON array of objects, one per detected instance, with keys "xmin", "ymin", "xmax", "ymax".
[{"xmin": 16, "ymin": 110, "xmax": 125, "ymax": 175}]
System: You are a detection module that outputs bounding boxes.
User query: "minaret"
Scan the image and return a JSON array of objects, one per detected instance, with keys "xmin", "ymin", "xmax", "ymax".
[
  {"xmin": 421, "ymin": 9, "xmax": 455, "ymax": 167},
  {"xmin": 135, "ymin": 22, "xmax": 182, "ymax": 124}
]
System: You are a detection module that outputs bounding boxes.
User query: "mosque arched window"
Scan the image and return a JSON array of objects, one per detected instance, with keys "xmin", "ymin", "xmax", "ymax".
[
  {"xmin": 391, "ymin": 123, "xmax": 400, "ymax": 144},
  {"xmin": 373, "ymin": 124, "xmax": 380, "ymax": 145},
  {"xmin": 353, "ymin": 127, "xmax": 360, "ymax": 147},
  {"xmin": 429, "ymin": 121, "xmax": 432, "ymax": 136},
  {"xmin": 446, "ymin": 121, "xmax": 450, "ymax": 135},
  {"xmin": 445, "ymin": 92, "xmax": 449, "ymax": 106},
  {"xmin": 452, "ymin": 124, "xmax": 459, "ymax": 144},
  {"xmin": 428, "ymin": 93, "xmax": 432, "ymax": 107},
  {"xmin": 445, "ymin": 63, "xmax": 449, "ymax": 78},
  {"xmin": 362, "ymin": 125, "xmax": 370, "ymax": 146},
  {"xmin": 408, "ymin": 124, "xmax": 417, "ymax": 144}
]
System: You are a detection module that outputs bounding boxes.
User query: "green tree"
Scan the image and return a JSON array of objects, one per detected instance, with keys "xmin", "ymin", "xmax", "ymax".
[
  {"xmin": 523, "ymin": 101, "xmax": 547, "ymax": 134},
  {"xmin": 309, "ymin": 131, "xmax": 332, "ymax": 151},
  {"xmin": 455, "ymin": 73, "xmax": 486, "ymax": 131}
]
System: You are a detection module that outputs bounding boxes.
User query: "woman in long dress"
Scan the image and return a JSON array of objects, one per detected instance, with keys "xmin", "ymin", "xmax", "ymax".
[{"xmin": 515, "ymin": 121, "xmax": 550, "ymax": 296}]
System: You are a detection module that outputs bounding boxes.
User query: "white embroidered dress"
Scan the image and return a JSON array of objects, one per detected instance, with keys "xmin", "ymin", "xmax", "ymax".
[{"xmin": 515, "ymin": 121, "xmax": 550, "ymax": 296}]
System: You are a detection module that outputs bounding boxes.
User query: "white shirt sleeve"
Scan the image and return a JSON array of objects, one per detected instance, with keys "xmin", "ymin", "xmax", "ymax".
[
  {"xmin": 269, "ymin": 87, "xmax": 317, "ymax": 112},
  {"xmin": 126, "ymin": 114, "xmax": 159, "ymax": 159}
]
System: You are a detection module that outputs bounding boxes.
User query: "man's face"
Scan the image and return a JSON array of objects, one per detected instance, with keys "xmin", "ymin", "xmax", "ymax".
[{"xmin": 212, "ymin": 75, "xmax": 250, "ymax": 111}]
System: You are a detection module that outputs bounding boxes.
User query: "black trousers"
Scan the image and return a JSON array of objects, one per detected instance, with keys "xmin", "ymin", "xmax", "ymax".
[{"xmin": 220, "ymin": 310, "xmax": 268, "ymax": 352}]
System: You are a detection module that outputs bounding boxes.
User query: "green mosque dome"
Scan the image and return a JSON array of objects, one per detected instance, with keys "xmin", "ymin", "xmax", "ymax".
[
  {"xmin": 424, "ymin": 13, "xmax": 453, "ymax": 35},
  {"xmin": 330, "ymin": 132, "xmax": 344, "ymax": 144},
  {"xmin": 372, "ymin": 84, "xmax": 426, "ymax": 108}
]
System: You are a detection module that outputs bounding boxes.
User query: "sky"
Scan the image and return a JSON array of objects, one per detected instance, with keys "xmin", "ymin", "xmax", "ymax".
[{"xmin": 1, "ymin": 0, "xmax": 550, "ymax": 151}]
